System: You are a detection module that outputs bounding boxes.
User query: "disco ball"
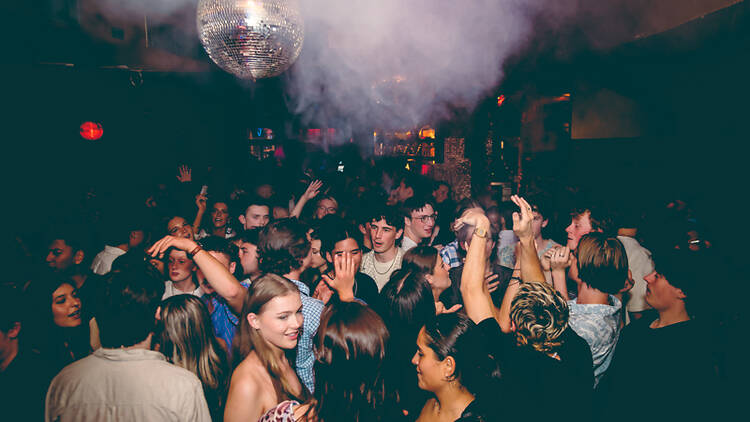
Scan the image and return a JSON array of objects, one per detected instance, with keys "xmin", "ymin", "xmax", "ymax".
[{"xmin": 197, "ymin": 0, "xmax": 304, "ymax": 79}]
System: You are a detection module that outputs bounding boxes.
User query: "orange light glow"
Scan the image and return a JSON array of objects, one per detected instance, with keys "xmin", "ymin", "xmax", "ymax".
[
  {"xmin": 497, "ymin": 95, "xmax": 506, "ymax": 107},
  {"xmin": 418, "ymin": 127, "xmax": 435, "ymax": 139}
]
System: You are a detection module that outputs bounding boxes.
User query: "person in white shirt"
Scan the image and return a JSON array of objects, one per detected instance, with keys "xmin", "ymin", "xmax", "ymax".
[
  {"xmin": 400, "ymin": 196, "xmax": 438, "ymax": 252},
  {"xmin": 360, "ymin": 206, "xmax": 405, "ymax": 291},
  {"xmin": 91, "ymin": 221, "xmax": 141, "ymax": 275},
  {"xmin": 163, "ymin": 248, "xmax": 203, "ymax": 300},
  {"xmin": 615, "ymin": 215, "xmax": 655, "ymax": 321},
  {"xmin": 46, "ymin": 265, "xmax": 211, "ymax": 422}
]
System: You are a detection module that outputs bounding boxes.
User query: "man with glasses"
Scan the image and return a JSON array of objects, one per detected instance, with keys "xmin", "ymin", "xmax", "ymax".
[{"xmin": 400, "ymin": 196, "xmax": 438, "ymax": 252}]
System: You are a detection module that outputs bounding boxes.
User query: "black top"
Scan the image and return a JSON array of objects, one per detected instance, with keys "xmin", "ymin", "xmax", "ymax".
[
  {"xmin": 441, "ymin": 264, "xmax": 513, "ymax": 309},
  {"xmin": 475, "ymin": 317, "xmax": 594, "ymax": 422},
  {"xmin": 354, "ymin": 272, "xmax": 380, "ymax": 308},
  {"xmin": 0, "ymin": 348, "xmax": 55, "ymax": 422},
  {"xmin": 598, "ymin": 316, "xmax": 718, "ymax": 421}
]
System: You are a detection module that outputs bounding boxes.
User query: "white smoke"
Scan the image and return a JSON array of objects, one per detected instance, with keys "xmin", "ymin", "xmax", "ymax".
[
  {"xmin": 78, "ymin": 0, "xmax": 646, "ymax": 132},
  {"xmin": 288, "ymin": 0, "xmax": 542, "ymax": 129}
]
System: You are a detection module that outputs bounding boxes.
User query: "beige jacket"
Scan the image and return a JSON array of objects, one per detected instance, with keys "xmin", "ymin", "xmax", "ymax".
[{"xmin": 46, "ymin": 348, "xmax": 211, "ymax": 422}]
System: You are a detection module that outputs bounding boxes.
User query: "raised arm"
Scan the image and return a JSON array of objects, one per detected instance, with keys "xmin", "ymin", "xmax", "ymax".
[
  {"xmin": 148, "ymin": 236, "xmax": 246, "ymax": 314},
  {"xmin": 192, "ymin": 193, "xmax": 208, "ymax": 233},
  {"xmin": 290, "ymin": 180, "xmax": 322, "ymax": 218},
  {"xmin": 457, "ymin": 209, "xmax": 497, "ymax": 324},
  {"xmin": 497, "ymin": 195, "xmax": 543, "ymax": 332},
  {"xmin": 512, "ymin": 195, "xmax": 545, "ymax": 283}
]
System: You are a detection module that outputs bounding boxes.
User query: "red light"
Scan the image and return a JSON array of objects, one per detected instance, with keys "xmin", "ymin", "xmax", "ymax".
[
  {"xmin": 80, "ymin": 122, "xmax": 103, "ymax": 140},
  {"xmin": 420, "ymin": 164, "xmax": 430, "ymax": 175},
  {"xmin": 497, "ymin": 95, "xmax": 506, "ymax": 107}
]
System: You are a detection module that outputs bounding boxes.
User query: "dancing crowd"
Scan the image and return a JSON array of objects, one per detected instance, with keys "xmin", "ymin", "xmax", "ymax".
[{"xmin": 0, "ymin": 160, "xmax": 730, "ymax": 422}]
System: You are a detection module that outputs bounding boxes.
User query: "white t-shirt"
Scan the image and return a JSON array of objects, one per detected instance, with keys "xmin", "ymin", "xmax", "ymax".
[
  {"xmin": 617, "ymin": 236, "xmax": 655, "ymax": 313},
  {"xmin": 90, "ymin": 245, "xmax": 127, "ymax": 275},
  {"xmin": 401, "ymin": 236, "xmax": 419, "ymax": 252},
  {"xmin": 162, "ymin": 281, "xmax": 204, "ymax": 300}
]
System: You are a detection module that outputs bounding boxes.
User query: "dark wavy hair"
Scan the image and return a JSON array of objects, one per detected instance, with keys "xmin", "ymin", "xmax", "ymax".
[
  {"xmin": 258, "ymin": 218, "xmax": 310, "ymax": 275},
  {"xmin": 422, "ymin": 313, "xmax": 501, "ymax": 397},
  {"xmin": 301, "ymin": 302, "xmax": 393, "ymax": 422}
]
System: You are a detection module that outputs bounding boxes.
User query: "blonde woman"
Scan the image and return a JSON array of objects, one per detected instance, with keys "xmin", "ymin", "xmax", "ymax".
[
  {"xmin": 158, "ymin": 294, "xmax": 229, "ymax": 421},
  {"xmin": 224, "ymin": 274, "xmax": 307, "ymax": 422}
]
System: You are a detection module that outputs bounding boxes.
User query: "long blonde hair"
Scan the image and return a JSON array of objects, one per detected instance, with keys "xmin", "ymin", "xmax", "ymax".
[
  {"xmin": 159, "ymin": 295, "xmax": 229, "ymax": 416},
  {"xmin": 235, "ymin": 273, "xmax": 306, "ymax": 402}
]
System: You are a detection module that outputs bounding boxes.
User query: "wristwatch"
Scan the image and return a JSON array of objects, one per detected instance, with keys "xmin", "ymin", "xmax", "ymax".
[{"xmin": 473, "ymin": 226, "xmax": 489, "ymax": 239}]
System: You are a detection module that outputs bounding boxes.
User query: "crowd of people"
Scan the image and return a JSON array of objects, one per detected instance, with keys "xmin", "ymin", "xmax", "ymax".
[{"xmin": 0, "ymin": 158, "xmax": 736, "ymax": 422}]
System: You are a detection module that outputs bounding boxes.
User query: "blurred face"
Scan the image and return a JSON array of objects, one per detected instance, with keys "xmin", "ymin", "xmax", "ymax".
[
  {"xmin": 644, "ymin": 271, "xmax": 684, "ymax": 311},
  {"xmin": 308, "ymin": 239, "xmax": 326, "ymax": 270},
  {"xmin": 241, "ymin": 205, "xmax": 270, "ymax": 229},
  {"xmin": 565, "ymin": 212, "xmax": 592, "ymax": 250},
  {"xmin": 256, "ymin": 184, "xmax": 274, "ymax": 199},
  {"xmin": 315, "ymin": 198, "xmax": 338, "ymax": 219},
  {"xmin": 149, "ymin": 258, "xmax": 165, "ymax": 276},
  {"xmin": 46, "ymin": 239, "xmax": 75, "ymax": 271},
  {"xmin": 273, "ymin": 206, "xmax": 290, "ymax": 220},
  {"xmin": 396, "ymin": 181, "xmax": 414, "ymax": 203},
  {"xmin": 433, "ymin": 185, "xmax": 450, "ymax": 204},
  {"xmin": 238, "ymin": 242, "xmax": 259, "ymax": 276},
  {"xmin": 167, "ymin": 217, "xmax": 194, "ymax": 239},
  {"xmin": 412, "ymin": 327, "xmax": 447, "ymax": 393},
  {"xmin": 129, "ymin": 230, "xmax": 145, "ymax": 249},
  {"xmin": 211, "ymin": 203, "xmax": 229, "ymax": 228},
  {"xmin": 328, "ymin": 238, "xmax": 362, "ymax": 270},
  {"xmin": 51, "ymin": 283, "xmax": 82, "ymax": 328},
  {"xmin": 426, "ymin": 254, "xmax": 451, "ymax": 292},
  {"xmin": 407, "ymin": 204, "xmax": 436, "ymax": 240},
  {"xmin": 370, "ymin": 218, "xmax": 402, "ymax": 254},
  {"xmin": 248, "ymin": 293, "xmax": 304, "ymax": 350},
  {"xmin": 486, "ymin": 211, "xmax": 501, "ymax": 234},
  {"xmin": 531, "ymin": 211, "xmax": 548, "ymax": 239},
  {"xmin": 168, "ymin": 250, "xmax": 195, "ymax": 283},
  {"xmin": 197, "ymin": 251, "xmax": 235, "ymax": 295}
]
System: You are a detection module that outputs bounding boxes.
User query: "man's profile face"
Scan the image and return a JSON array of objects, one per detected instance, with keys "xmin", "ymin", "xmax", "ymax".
[
  {"xmin": 242, "ymin": 205, "xmax": 270, "ymax": 229},
  {"xmin": 46, "ymin": 239, "xmax": 75, "ymax": 271},
  {"xmin": 565, "ymin": 212, "xmax": 592, "ymax": 250},
  {"xmin": 238, "ymin": 241, "xmax": 259, "ymax": 276},
  {"xmin": 369, "ymin": 218, "xmax": 402, "ymax": 254}
]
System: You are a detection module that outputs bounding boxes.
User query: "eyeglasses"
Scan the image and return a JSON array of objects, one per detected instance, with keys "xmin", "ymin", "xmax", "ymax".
[
  {"xmin": 412, "ymin": 213, "xmax": 438, "ymax": 223},
  {"xmin": 317, "ymin": 206, "xmax": 338, "ymax": 213}
]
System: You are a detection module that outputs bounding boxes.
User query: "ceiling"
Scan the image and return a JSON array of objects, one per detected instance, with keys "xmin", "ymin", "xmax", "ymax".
[{"xmin": 24, "ymin": 0, "xmax": 744, "ymax": 73}]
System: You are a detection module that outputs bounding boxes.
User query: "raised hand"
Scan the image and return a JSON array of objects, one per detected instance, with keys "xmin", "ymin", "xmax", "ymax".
[
  {"xmin": 510, "ymin": 195, "xmax": 534, "ymax": 240},
  {"xmin": 550, "ymin": 246, "xmax": 573, "ymax": 271},
  {"xmin": 435, "ymin": 302, "xmax": 463, "ymax": 315},
  {"xmin": 176, "ymin": 165, "xmax": 192, "ymax": 183},
  {"xmin": 485, "ymin": 273, "xmax": 500, "ymax": 293},
  {"xmin": 541, "ymin": 247, "xmax": 554, "ymax": 271},
  {"xmin": 147, "ymin": 235, "xmax": 197, "ymax": 259},
  {"xmin": 321, "ymin": 252, "xmax": 357, "ymax": 301},
  {"xmin": 452, "ymin": 207, "xmax": 488, "ymax": 232},
  {"xmin": 303, "ymin": 180, "xmax": 323, "ymax": 201},
  {"xmin": 313, "ymin": 280, "xmax": 335, "ymax": 304},
  {"xmin": 195, "ymin": 193, "xmax": 208, "ymax": 211}
]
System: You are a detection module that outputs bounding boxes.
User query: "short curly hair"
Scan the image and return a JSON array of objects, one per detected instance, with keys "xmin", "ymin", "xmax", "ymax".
[{"xmin": 510, "ymin": 281, "xmax": 569, "ymax": 354}]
